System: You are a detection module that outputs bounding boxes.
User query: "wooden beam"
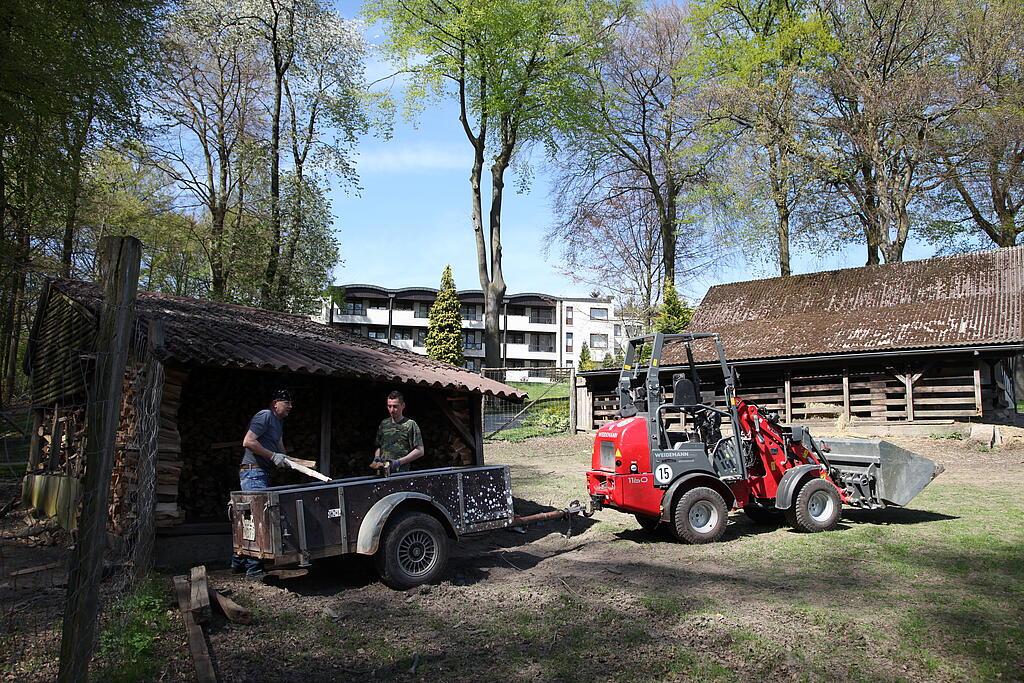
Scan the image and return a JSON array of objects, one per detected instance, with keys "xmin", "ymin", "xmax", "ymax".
[
  {"xmin": 471, "ymin": 395, "xmax": 484, "ymax": 466},
  {"xmin": 319, "ymin": 382, "xmax": 332, "ymax": 476},
  {"xmin": 47, "ymin": 412, "xmax": 63, "ymax": 472},
  {"xmin": 784, "ymin": 376, "xmax": 792, "ymax": 423},
  {"xmin": 568, "ymin": 369, "xmax": 577, "ymax": 434},
  {"xmin": 173, "ymin": 575, "xmax": 218, "ymax": 683},
  {"xmin": 208, "ymin": 587, "xmax": 251, "ymax": 624},
  {"xmin": 189, "ymin": 565, "xmax": 211, "ymax": 625},
  {"xmin": 903, "ymin": 374, "xmax": 915, "ymax": 422},
  {"xmin": 58, "ymin": 236, "xmax": 141, "ymax": 683}
]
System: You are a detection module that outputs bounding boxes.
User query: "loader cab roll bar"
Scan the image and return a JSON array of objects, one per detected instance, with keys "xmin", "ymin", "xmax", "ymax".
[{"xmin": 617, "ymin": 332, "xmax": 747, "ymax": 480}]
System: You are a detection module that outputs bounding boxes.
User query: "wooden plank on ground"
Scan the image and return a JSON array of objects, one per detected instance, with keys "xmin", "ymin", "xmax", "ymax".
[
  {"xmin": 208, "ymin": 588, "xmax": 252, "ymax": 624},
  {"xmin": 173, "ymin": 575, "xmax": 218, "ymax": 683},
  {"xmin": 189, "ymin": 565, "xmax": 211, "ymax": 624},
  {"xmin": 7, "ymin": 561, "xmax": 62, "ymax": 577}
]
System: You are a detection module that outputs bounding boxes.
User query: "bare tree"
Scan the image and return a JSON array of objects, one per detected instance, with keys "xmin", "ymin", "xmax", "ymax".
[
  {"xmin": 551, "ymin": 3, "xmax": 717, "ymax": 287},
  {"xmin": 807, "ymin": 0, "xmax": 961, "ymax": 264}
]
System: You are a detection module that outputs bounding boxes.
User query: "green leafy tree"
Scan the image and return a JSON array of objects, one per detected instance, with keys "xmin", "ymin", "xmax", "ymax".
[
  {"xmin": 365, "ymin": 0, "xmax": 629, "ymax": 368},
  {"xmin": 655, "ymin": 279, "xmax": 693, "ymax": 333},
  {"xmin": 578, "ymin": 342, "xmax": 595, "ymax": 371},
  {"xmin": 426, "ymin": 265, "xmax": 465, "ymax": 366}
]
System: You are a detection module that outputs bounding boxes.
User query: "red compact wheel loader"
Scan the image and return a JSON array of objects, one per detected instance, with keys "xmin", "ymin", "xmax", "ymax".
[{"xmin": 586, "ymin": 333, "xmax": 944, "ymax": 543}]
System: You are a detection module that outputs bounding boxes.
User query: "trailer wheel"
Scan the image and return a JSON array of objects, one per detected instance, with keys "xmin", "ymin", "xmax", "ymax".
[
  {"xmin": 671, "ymin": 487, "xmax": 728, "ymax": 544},
  {"xmin": 634, "ymin": 514, "xmax": 661, "ymax": 533},
  {"xmin": 788, "ymin": 479, "xmax": 842, "ymax": 533},
  {"xmin": 375, "ymin": 511, "xmax": 449, "ymax": 590}
]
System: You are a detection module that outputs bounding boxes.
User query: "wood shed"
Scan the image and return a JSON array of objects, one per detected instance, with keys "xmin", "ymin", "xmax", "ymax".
[
  {"xmin": 21, "ymin": 279, "xmax": 524, "ymax": 549},
  {"xmin": 576, "ymin": 246, "xmax": 1023, "ymax": 429}
]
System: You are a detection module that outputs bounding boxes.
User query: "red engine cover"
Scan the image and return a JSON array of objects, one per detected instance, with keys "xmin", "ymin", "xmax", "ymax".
[{"xmin": 586, "ymin": 417, "xmax": 665, "ymax": 518}]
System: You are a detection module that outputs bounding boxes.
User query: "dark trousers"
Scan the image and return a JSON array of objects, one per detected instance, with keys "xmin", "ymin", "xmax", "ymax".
[{"xmin": 231, "ymin": 468, "xmax": 269, "ymax": 576}]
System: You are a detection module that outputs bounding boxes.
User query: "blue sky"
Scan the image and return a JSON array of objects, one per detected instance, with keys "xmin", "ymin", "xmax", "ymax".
[{"xmin": 327, "ymin": 3, "xmax": 938, "ymax": 304}]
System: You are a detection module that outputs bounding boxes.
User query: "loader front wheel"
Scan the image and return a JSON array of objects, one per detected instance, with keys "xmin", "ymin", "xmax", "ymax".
[
  {"xmin": 672, "ymin": 487, "xmax": 728, "ymax": 544},
  {"xmin": 789, "ymin": 479, "xmax": 842, "ymax": 533}
]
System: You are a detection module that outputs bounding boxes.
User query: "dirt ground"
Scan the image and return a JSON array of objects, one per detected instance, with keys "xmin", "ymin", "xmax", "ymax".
[{"xmin": 2, "ymin": 428, "xmax": 1023, "ymax": 682}]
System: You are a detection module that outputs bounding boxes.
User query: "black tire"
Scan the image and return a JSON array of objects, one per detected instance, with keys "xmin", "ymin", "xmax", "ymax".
[
  {"xmin": 374, "ymin": 511, "xmax": 449, "ymax": 590},
  {"xmin": 789, "ymin": 478, "xmax": 842, "ymax": 533},
  {"xmin": 634, "ymin": 514, "xmax": 661, "ymax": 533},
  {"xmin": 743, "ymin": 504, "xmax": 784, "ymax": 525},
  {"xmin": 671, "ymin": 487, "xmax": 728, "ymax": 544}
]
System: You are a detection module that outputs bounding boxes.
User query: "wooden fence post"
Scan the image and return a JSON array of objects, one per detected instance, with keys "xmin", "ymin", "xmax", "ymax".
[
  {"xmin": 319, "ymin": 381, "xmax": 332, "ymax": 476},
  {"xmin": 568, "ymin": 369, "xmax": 577, "ymax": 434},
  {"xmin": 58, "ymin": 236, "xmax": 141, "ymax": 683}
]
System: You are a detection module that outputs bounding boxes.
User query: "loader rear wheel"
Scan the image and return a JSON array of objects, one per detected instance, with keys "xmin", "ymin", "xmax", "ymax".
[
  {"xmin": 634, "ymin": 514, "xmax": 661, "ymax": 533},
  {"xmin": 789, "ymin": 479, "xmax": 842, "ymax": 533},
  {"xmin": 672, "ymin": 487, "xmax": 728, "ymax": 544},
  {"xmin": 375, "ymin": 511, "xmax": 449, "ymax": 590}
]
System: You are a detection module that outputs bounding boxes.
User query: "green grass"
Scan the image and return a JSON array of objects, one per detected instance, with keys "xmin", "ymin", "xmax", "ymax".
[
  {"xmin": 93, "ymin": 576, "xmax": 175, "ymax": 682},
  {"xmin": 508, "ymin": 381, "xmax": 571, "ymax": 400}
]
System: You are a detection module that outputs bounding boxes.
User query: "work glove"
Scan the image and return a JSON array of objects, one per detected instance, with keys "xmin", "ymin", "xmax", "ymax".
[
  {"xmin": 386, "ymin": 458, "xmax": 401, "ymax": 471},
  {"xmin": 272, "ymin": 452, "xmax": 289, "ymax": 468}
]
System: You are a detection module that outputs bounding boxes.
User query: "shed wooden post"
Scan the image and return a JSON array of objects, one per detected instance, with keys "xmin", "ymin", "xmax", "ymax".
[
  {"xmin": 471, "ymin": 395, "xmax": 485, "ymax": 466},
  {"xmin": 48, "ymin": 412, "xmax": 64, "ymax": 472},
  {"xmin": 26, "ymin": 409, "xmax": 44, "ymax": 472},
  {"xmin": 903, "ymin": 373, "xmax": 915, "ymax": 422},
  {"xmin": 134, "ymin": 320, "xmax": 165, "ymax": 579},
  {"xmin": 783, "ymin": 374, "xmax": 792, "ymax": 423},
  {"xmin": 58, "ymin": 236, "xmax": 140, "ymax": 683},
  {"xmin": 568, "ymin": 369, "xmax": 577, "ymax": 434},
  {"xmin": 842, "ymin": 369, "xmax": 851, "ymax": 422},
  {"xmin": 319, "ymin": 382, "xmax": 332, "ymax": 477},
  {"xmin": 974, "ymin": 360, "xmax": 983, "ymax": 417}
]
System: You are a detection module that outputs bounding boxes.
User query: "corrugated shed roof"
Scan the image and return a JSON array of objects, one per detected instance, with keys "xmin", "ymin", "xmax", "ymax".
[
  {"xmin": 48, "ymin": 280, "xmax": 525, "ymax": 400},
  {"xmin": 664, "ymin": 246, "xmax": 1024, "ymax": 365}
]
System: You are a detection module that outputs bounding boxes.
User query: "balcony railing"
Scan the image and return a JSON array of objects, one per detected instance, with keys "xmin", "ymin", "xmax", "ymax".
[
  {"xmin": 528, "ymin": 314, "xmax": 554, "ymax": 324},
  {"xmin": 464, "ymin": 342, "xmax": 483, "ymax": 350},
  {"xmin": 528, "ymin": 344, "xmax": 555, "ymax": 353}
]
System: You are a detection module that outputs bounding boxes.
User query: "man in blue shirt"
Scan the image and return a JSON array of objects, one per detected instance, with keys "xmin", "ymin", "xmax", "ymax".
[{"xmin": 231, "ymin": 389, "xmax": 294, "ymax": 579}]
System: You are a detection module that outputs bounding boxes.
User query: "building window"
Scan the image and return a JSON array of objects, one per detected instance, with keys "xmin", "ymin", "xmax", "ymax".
[
  {"xmin": 393, "ymin": 328, "xmax": 413, "ymax": 341},
  {"xmin": 414, "ymin": 302, "xmax": 431, "ymax": 319},
  {"xmin": 394, "ymin": 300, "xmax": 414, "ymax": 311},
  {"xmin": 368, "ymin": 329, "xmax": 387, "ymax": 341},
  {"xmin": 460, "ymin": 303, "xmax": 481, "ymax": 321},
  {"xmin": 590, "ymin": 333, "xmax": 608, "ymax": 349},
  {"xmin": 565, "ymin": 305, "xmax": 573, "ymax": 325},
  {"xmin": 463, "ymin": 358, "xmax": 480, "ymax": 371},
  {"xmin": 529, "ymin": 334, "xmax": 555, "ymax": 352},
  {"xmin": 566, "ymin": 359, "xmax": 574, "ymax": 367},
  {"xmin": 529, "ymin": 307, "xmax": 554, "ymax": 324},
  {"xmin": 463, "ymin": 331, "xmax": 483, "ymax": 350},
  {"xmin": 506, "ymin": 331, "xmax": 525, "ymax": 345},
  {"xmin": 507, "ymin": 359, "xmax": 525, "ymax": 368},
  {"xmin": 343, "ymin": 300, "xmax": 365, "ymax": 315},
  {"xmin": 614, "ymin": 324, "xmax": 621, "ymax": 337},
  {"xmin": 565, "ymin": 332, "xmax": 573, "ymax": 353},
  {"xmin": 414, "ymin": 329, "xmax": 426, "ymax": 347},
  {"xmin": 368, "ymin": 300, "xmax": 389, "ymax": 310},
  {"xmin": 507, "ymin": 305, "xmax": 526, "ymax": 316},
  {"xmin": 590, "ymin": 307, "xmax": 608, "ymax": 321}
]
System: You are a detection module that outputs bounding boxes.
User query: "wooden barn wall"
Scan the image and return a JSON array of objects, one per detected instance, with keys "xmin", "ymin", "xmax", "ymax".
[
  {"xmin": 170, "ymin": 367, "xmax": 477, "ymax": 524},
  {"xmin": 584, "ymin": 352, "xmax": 1015, "ymax": 428}
]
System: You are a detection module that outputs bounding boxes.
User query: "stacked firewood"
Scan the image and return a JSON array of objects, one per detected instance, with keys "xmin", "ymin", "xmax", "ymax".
[
  {"xmin": 155, "ymin": 368, "xmax": 186, "ymax": 527},
  {"xmin": 108, "ymin": 366, "xmax": 143, "ymax": 534}
]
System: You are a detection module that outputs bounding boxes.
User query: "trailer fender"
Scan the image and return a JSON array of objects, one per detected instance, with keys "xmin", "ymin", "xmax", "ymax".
[
  {"xmin": 660, "ymin": 471, "xmax": 736, "ymax": 523},
  {"xmin": 774, "ymin": 465, "xmax": 823, "ymax": 510},
  {"xmin": 356, "ymin": 492, "xmax": 458, "ymax": 556}
]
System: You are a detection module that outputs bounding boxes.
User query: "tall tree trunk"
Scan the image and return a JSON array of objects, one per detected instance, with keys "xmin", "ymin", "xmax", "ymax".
[
  {"xmin": 485, "ymin": 151, "xmax": 509, "ymax": 370},
  {"xmin": 276, "ymin": 161, "xmax": 303, "ymax": 306},
  {"xmin": 661, "ymin": 177, "xmax": 677, "ymax": 286},
  {"xmin": 776, "ymin": 205, "xmax": 791, "ymax": 277},
  {"xmin": 262, "ymin": 68, "xmax": 285, "ymax": 309}
]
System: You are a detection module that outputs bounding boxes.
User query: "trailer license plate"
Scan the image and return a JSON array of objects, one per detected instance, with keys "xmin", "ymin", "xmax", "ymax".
[{"xmin": 242, "ymin": 517, "xmax": 255, "ymax": 541}]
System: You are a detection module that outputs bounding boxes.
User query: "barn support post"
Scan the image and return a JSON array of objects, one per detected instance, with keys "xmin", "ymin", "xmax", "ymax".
[
  {"xmin": 133, "ymin": 320, "xmax": 165, "ymax": 579},
  {"xmin": 974, "ymin": 358, "xmax": 983, "ymax": 417},
  {"xmin": 568, "ymin": 369, "xmax": 577, "ymax": 434},
  {"xmin": 58, "ymin": 236, "xmax": 141, "ymax": 683},
  {"xmin": 320, "ymin": 381, "xmax": 332, "ymax": 477},
  {"xmin": 842, "ymin": 369, "xmax": 851, "ymax": 422},
  {"xmin": 903, "ymin": 372, "xmax": 915, "ymax": 422},
  {"xmin": 471, "ymin": 395, "xmax": 484, "ymax": 466},
  {"xmin": 783, "ymin": 373, "xmax": 792, "ymax": 423}
]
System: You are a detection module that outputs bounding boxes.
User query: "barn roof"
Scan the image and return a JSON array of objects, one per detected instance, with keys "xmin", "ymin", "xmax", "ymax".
[
  {"xmin": 41, "ymin": 280, "xmax": 525, "ymax": 400},
  {"xmin": 663, "ymin": 245, "xmax": 1024, "ymax": 365}
]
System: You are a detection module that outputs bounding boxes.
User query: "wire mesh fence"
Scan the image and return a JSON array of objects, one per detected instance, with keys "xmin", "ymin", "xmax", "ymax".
[{"xmin": 482, "ymin": 366, "xmax": 573, "ymax": 441}]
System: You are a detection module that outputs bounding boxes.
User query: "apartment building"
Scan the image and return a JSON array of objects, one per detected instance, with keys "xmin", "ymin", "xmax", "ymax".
[{"xmin": 317, "ymin": 284, "xmax": 633, "ymax": 371}]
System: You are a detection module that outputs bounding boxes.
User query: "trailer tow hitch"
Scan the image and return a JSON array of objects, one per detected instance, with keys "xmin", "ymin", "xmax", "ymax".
[{"xmin": 509, "ymin": 500, "xmax": 596, "ymax": 538}]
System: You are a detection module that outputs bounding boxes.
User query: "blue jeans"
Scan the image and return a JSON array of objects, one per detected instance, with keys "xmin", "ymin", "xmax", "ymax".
[{"xmin": 231, "ymin": 469, "xmax": 270, "ymax": 576}]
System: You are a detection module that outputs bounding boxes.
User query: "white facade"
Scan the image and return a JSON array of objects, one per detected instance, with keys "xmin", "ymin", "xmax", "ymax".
[{"xmin": 315, "ymin": 285, "xmax": 635, "ymax": 371}]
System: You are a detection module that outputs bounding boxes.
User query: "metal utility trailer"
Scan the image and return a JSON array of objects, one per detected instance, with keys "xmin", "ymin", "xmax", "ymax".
[{"xmin": 231, "ymin": 465, "xmax": 525, "ymax": 589}]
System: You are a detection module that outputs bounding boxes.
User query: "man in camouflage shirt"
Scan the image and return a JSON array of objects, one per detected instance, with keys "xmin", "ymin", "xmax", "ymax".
[{"xmin": 370, "ymin": 390, "xmax": 424, "ymax": 473}]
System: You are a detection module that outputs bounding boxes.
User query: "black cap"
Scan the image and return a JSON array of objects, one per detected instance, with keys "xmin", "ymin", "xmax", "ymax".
[{"xmin": 272, "ymin": 389, "xmax": 293, "ymax": 403}]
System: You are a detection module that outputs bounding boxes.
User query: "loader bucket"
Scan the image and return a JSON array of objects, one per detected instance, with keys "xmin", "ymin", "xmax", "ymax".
[{"xmin": 819, "ymin": 438, "xmax": 944, "ymax": 507}]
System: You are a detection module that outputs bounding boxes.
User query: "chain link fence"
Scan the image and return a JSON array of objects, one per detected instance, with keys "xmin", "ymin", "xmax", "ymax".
[{"xmin": 482, "ymin": 367, "xmax": 573, "ymax": 441}]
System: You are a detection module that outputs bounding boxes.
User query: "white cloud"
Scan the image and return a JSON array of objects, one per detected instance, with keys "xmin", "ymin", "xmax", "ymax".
[{"xmin": 356, "ymin": 143, "xmax": 469, "ymax": 173}]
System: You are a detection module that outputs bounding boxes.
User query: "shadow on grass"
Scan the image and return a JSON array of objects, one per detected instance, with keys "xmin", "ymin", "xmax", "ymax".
[{"xmin": 843, "ymin": 507, "xmax": 959, "ymax": 525}]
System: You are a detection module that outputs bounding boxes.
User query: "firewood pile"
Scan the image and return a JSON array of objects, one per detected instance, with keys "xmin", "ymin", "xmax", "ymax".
[{"xmin": 32, "ymin": 405, "xmax": 87, "ymax": 476}]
